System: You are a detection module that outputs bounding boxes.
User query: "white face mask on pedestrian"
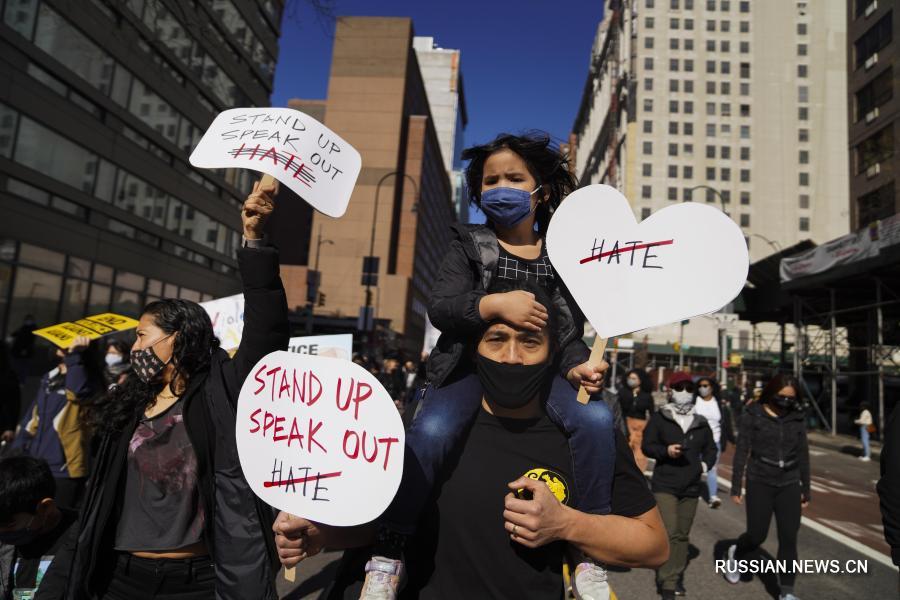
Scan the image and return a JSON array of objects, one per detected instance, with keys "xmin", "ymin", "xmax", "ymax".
[
  {"xmin": 671, "ymin": 390, "xmax": 693, "ymax": 405},
  {"xmin": 697, "ymin": 385, "xmax": 712, "ymax": 398}
]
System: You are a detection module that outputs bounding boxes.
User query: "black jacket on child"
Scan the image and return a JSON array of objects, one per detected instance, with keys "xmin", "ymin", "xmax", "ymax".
[
  {"xmin": 38, "ymin": 247, "xmax": 289, "ymax": 600},
  {"xmin": 731, "ymin": 401, "xmax": 811, "ymax": 500},
  {"xmin": 426, "ymin": 224, "xmax": 590, "ymax": 388},
  {"xmin": 642, "ymin": 404, "xmax": 717, "ymax": 497}
]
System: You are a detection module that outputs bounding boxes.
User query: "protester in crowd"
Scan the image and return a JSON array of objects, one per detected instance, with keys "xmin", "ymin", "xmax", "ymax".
[
  {"xmin": 342, "ymin": 135, "xmax": 614, "ymax": 597},
  {"xmin": 11, "ymin": 336, "xmax": 101, "ymax": 511},
  {"xmin": 0, "ymin": 342, "xmax": 20, "ymax": 447},
  {"xmin": 723, "ymin": 374, "xmax": 810, "ymax": 600},
  {"xmin": 619, "ymin": 368, "xmax": 654, "ymax": 472},
  {"xmin": 9, "ymin": 315, "xmax": 37, "ymax": 384},
  {"xmin": 0, "ymin": 455, "xmax": 78, "ymax": 599},
  {"xmin": 273, "ymin": 286, "xmax": 668, "ymax": 598},
  {"xmin": 693, "ymin": 376, "xmax": 731, "ymax": 508},
  {"xmin": 854, "ymin": 402, "xmax": 874, "ymax": 462},
  {"xmin": 37, "ymin": 179, "xmax": 288, "ymax": 600},
  {"xmin": 103, "ymin": 339, "xmax": 132, "ymax": 388},
  {"xmin": 378, "ymin": 358, "xmax": 406, "ymax": 403},
  {"xmin": 876, "ymin": 402, "xmax": 900, "ymax": 590},
  {"xmin": 641, "ymin": 372, "xmax": 716, "ymax": 600}
]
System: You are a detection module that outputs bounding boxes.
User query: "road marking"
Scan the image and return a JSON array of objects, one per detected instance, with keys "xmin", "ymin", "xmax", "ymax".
[
  {"xmin": 809, "ymin": 449, "xmax": 827, "ymax": 456},
  {"xmin": 715, "ymin": 475, "xmax": 894, "ymax": 569}
]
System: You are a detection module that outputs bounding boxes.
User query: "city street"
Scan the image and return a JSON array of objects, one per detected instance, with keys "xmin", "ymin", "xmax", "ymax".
[{"xmin": 276, "ymin": 441, "xmax": 897, "ymax": 599}]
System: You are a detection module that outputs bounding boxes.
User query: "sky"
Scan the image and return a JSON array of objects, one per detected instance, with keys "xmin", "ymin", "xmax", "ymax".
[{"xmin": 271, "ymin": 0, "xmax": 605, "ymax": 149}]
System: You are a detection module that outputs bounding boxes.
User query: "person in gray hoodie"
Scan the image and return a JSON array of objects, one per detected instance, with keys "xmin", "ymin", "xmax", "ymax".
[{"xmin": 642, "ymin": 372, "xmax": 716, "ymax": 600}]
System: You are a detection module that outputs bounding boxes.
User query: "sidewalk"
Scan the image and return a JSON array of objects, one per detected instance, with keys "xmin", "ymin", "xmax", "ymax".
[{"xmin": 807, "ymin": 429, "xmax": 882, "ymax": 461}]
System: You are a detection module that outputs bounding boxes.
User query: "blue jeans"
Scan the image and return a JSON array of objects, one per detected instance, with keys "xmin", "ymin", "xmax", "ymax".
[
  {"xmin": 382, "ymin": 374, "xmax": 617, "ymax": 534},
  {"xmin": 861, "ymin": 425, "xmax": 870, "ymax": 458},
  {"xmin": 707, "ymin": 440, "xmax": 721, "ymax": 499}
]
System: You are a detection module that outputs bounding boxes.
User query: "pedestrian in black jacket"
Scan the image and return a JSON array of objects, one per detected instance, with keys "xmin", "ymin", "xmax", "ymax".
[
  {"xmin": 642, "ymin": 372, "xmax": 716, "ymax": 600},
  {"xmin": 877, "ymin": 402, "xmax": 900, "ymax": 591},
  {"xmin": 37, "ymin": 179, "xmax": 288, "ymax": 600},
  {"xmin": 723, "ymin": 374, "xmax": 810, "ymax": 600},
  {"xmin": 620, "ymin": 368, "xmax": 654, "ymax": 472}
]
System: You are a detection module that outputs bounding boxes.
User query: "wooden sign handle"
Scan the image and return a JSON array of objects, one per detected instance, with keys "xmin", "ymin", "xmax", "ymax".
[{"xmin": 577, "ymin": 337, "xmax": 608, "ymax": 405}]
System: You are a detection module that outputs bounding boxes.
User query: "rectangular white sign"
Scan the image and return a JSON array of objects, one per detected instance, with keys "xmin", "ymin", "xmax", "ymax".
[
  {"xmin": 287, "ymin": 334, "xmax": 353, "ymax": 361},
  {"xmin": 200, "ymin": 293, "xmax": 245, "ymax": 351}
]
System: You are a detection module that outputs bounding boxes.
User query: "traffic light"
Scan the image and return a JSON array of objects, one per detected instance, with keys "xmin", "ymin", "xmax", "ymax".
[{"xmin": 318, "ymin": 292, "xmax": 326, "ymax": 307}]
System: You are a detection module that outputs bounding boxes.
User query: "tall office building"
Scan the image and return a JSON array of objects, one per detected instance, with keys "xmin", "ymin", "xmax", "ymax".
[
  {"xmin": 413, "ymin": 36, "xmax": 468, "ymax": 223},
  {"xmin": 278, "ymin": 17, "xmax": 457, "ymax": 354},
  {"xmin": 848, "ymin": 0, "xmax": 897, "ymax": 228},
  {"xmin": 0, "ymin": 0, "xmax": 283, "ymax": 337},
  {"xmin": 572, "ymin": 0, "xmax": 849, "ymax": 355}
]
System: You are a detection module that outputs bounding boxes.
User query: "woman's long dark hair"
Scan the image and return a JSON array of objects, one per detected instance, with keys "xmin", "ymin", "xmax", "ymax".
[
  {"xmin": 624, "ymin": 368, "xmax": 653, "ymax": 394},
  {"xmin": 82, "ymin": 300, "xmax": 220, "ymax": 435},
  {"xmin": 462, "ymin": 132, "xmax": 577, "ymax": 235},
  {"xmin": 694, "ymin": 376, "xmax": 721, "ymax": 401}
]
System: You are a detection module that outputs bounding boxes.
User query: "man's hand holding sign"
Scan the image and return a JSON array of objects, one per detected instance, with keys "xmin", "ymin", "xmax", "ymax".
[{"xmin": 545, "ymin": 185, "xmax": 749, "ymax": 402}]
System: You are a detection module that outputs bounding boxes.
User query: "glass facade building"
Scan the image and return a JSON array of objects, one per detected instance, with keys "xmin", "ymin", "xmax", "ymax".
[{"xmin": 0, "ymin": 0, "xmax": 283, "ymax": 336}]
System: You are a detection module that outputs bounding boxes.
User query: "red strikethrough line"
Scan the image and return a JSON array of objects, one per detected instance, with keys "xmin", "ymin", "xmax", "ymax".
[
  {"xmin": 579, "ymin": 239, "xmax": 674, "ymax": 264},
  {"xmin": 263, "ymin": 471, "xmax": 342, "ymax": 488}
]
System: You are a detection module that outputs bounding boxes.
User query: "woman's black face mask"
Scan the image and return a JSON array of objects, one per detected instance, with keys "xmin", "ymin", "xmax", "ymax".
[{"xmin": 475, "ymin": 353, "xmax": 550, "ymax": 410}]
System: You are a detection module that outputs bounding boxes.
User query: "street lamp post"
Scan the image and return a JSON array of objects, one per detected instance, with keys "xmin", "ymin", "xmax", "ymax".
[
  {"xmin": 687, "ymin": 184, "xmax": 728, "ymax": 215},
  {"xmin": 307, "ymin": 225, "xmax": 333, "ymax": 334},
  {"xmin": 365, "ymin": 172, "xmax": 419, "ymax": 352}
]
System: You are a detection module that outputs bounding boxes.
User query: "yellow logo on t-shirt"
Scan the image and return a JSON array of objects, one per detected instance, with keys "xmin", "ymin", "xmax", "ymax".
[{"xmin": 518, "ymin": 468, "xmax": 570, "ymax": 505}]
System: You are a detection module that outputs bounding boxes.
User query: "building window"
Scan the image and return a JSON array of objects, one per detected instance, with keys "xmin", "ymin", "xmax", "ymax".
[
  {"xmin": 721, "ymin": 146, "xmax": 731, "ymax": 159},
  {"xmin": 721, "ymin": 168, "xmax": 731, "ymax": 181},
  {"xmin": 684, "ymin": 80, "xmax": 694, "ymax": 93},
  {"xmin": 669, "ymin": 121, "xmax": 679, "ymax": 134},
  {"xmin": 671, "ymin": 0, "xmax": 679, "ymax": 8},
  {"xmin": 646, "ymin": 0, "xmax": 655, "ymax": 7},
  {"xmin": 684, "ymin": 122, "xmax": 694, "ymax": 135},
  {"xmin": 798, "ymin": 64, "xmax": 808, "ymax": 78},
  {"xmin": 855, "ymin": 67, "xmax": 893, "ymax": 121},
  {"xmin": 721, "ymin": 61, "xmax": 731, "ymax": 74},
  {"xmin": 668, "ymin": 165, "xmax": 678, "ymax": 178},
  {"xmin": 668, "ymin": 187, "xmax": 678, "ymax": 200},
  {"xmin": 721, "ymin": 0, "xmax": 731, "ymax": 10},
  {"xmin": 683, "ymin": 142, "xmax": 694, "ymax": 154},
  {"xmin": 684, "ymin": 101, "xmax": 694, "ymax": 113},
  {"xmin": 685, "ymin": 0, "xmax": 694, "ymax": 8},
  {"xmin": 646, "ymin": 16, "xmax": 655, "ymax": 28},
  {"xmin": 643, "ymin": 141, "xmax": 653, "ymax": 155},
  {"xmin": 706, "ymin": 0, "xmax": 715, "ymax": 10},
  {"xmin": 644, "ymin": 78, "xmax": 654, "ymax": 91},
  {"xmin": 669, "ymin": 143, "xmax": 679, "ymax": 156},
  {"xmin": 684, "ymin": 59, "xmax": 694, "ymax": 72},
  {"xmin": 740, "ymin": 41, "xmax": 750, "ymax": 53},
  {"xmin": 721, "ymin": 103, "xmax": 732, "ymax": 116},
  {"xmin": 671, "ymin": 17, "xmax": 680, "ymax": 29},
  {"xmin": 706, "ymin": 167, "xmax": 716, "ymax": 180},
  {"xmin": 741, "ymin": 169, "xmax": 751, "ymax": 182},
  {"xmin": 670, "ymin": 79, "xmax": 680, "ymax": 92},
  {"xmin": 740, "ymin": 214, "xmax": 750, "ymax": 227},
  {"xmin": 683, "ymin": 188, "xmax": 693, "ymax": 201},
  {"xmin": 721, "ymin": 20, "xmax": 730, "ymax": 32},
  {"xmin": 798, "ymin": 86, "xmax": 809, "ymax": 103},
  {"xmin": 740, "ymin": 147, "xmax": 750, "ymax": 160},
  {"xmin": 741, "ymin": 191, "xmax": 750, "ymax": 205},
  {"xmin": 641, "ymin": 207, "xmax": 652, "ymax": 219},
  {"xmin": 706, "ymin": 102, "xmax": 716, "ymax": 115},
  {"xmin": 799, "ymin": 194, "xmax": 809, "ymax": 209},
  {"xmin": 706, "ymin": 124, "xmax": 717, "ymax": 137},
  {"xmin": 797, "ymin": 43, "xmax": 808, "ymax": 56},
  {"xmin": 740, "ymin": 62, "xmax": 750, "ymax": 78},
  {"xmin": 642, "ymin": 185, "xmax": 652, "ymax": 198},
  {"xmin": 645, "ymin": 57, "xmax": 655, "ymax": 70},
  {"xmin": 707, "ymin": 20, "xmax": 716, "ymax": 32},
  {"xmin": 799, "ymin": 172, "xmax": 809, "ymax": 186},
  {"xmin": 643, "ymin": 120, "xmax": 653, "ymax": 133},
  {"xmin": 722, "ymin": 81, "xmax": 731, "ymax": 94},
  {"xmin": 740, "ymin": 125, "xmax": 750, "ymax": 139},
  {"xmin": 706, "ymin": 145, "xmax": 716, "ymax": 158},
  {"xmin": 799, "ymin": 150, "xmax": 809, "ymax": 164},
  {"xmin": 721, "ymin": 123, "xmax": 731, "ymax": 134},
  {"xmin": 684, "ymin": 165, "xmax": 693, "ymax": 178},
  {"xmin": 858, "ymin": 182, "xmax": 896, "ymax": 226},
  {"xmin": 670, "ymin": 58, "xmax": 680, "ymax": 71},
  {"xmin": 799, "ymin": 128, "xmax": 809, "ymax": 142},
  {"xmin": 798, "ymin": 23, "xmax": 807, "ymax": 35},
  {"xmin": 670, "ymin": 38, "xmax": 680, "ymax": 50},
  {"xmin": 798, "ymin": 107, "xmax": 809, "ymax": 120},
  {"xmin": 855, "ymin": 13, "xmax": 892, "ymax": 69},
  {"xmin": 644, "ymin": 98, "xmax": 654, "ymax": 112},
  {"xmin": 685, "ymin": 18, "xmax": 694, "ymax": 30},
  {"xmin": 739, "ymin": 0, "xmax": 749, "ymax": 12},
  {"xmin": 706, "ymin": 39, "xmax": 716, "ymax": 52},
  {"xmin": 645, "ymin": 37, "xmax": 655, "ymax": 49},
  {"xmin": 706, "ymin": 80, "xmax": 716, "ymax": 94},
  {"xmin": 643, "ymin": 163, "xmax": 653, "ymax": 176},
  {"xmin": 721, "ymin": 40, "xmax": 731, "ymax": 52},
  {"xmin": 670, "ymin": 100, "xmax": 679, "ymax": 113},
  {"xmin": 856, "ymin": 125, "xmax": 894, "ymax": 173},
  {"xmin": 706, "ymin": 60, "xmax": 716, "ymax": 74},
  {"xmin": 799, "ymin": 217, "xmax": 809, "ymax": 232},
  {"xmin": 740, "ymin": 82, "xmax": 750, "ymax": 96},
  {"xmin": 685, "ymin": 39, "xmax": 694, "ymax": 50},
  {"xmin": 739, "ymin": 104, "xmax": 750, "ymax": 117}
]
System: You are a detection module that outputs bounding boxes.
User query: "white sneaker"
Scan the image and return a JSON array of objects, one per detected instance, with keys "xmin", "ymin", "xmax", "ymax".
[
  {"xmin": 572, "ymin": 561, "xmax": 610, "ymax": 600},
  {"xmin": 360, "ymin": 556, "xmax": 404, "ymax": 600},
  {"xmin": 709, "ymin": 495, "xmax": 722, "ymax": 509},
  {"xmin": 859, "ymin": 456, "xmax": 871, "ymax": 462},
  {"xmin": 779, "ymin": 593, "xmax": 800, "ymax": 600},
  {"xmin": 723, "ymin": 544, "xmax": 740, "ymax": 584}
]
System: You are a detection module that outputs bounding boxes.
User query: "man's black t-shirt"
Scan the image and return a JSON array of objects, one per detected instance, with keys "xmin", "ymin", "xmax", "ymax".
[{"xmin": 403, "ymin": 408, "xmax": 656, "ymax": 600}]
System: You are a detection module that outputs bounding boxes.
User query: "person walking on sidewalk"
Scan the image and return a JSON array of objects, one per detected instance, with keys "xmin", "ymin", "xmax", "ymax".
[
  {"xmin": 855, "ymin": 403, "xmax": 874, "ymax": 462},
  {"xmin": 642, "ymin": 372, "xmax": 716, "ymax": 600},
  {"xmin": 723, "ymin": 374, "xmax": 810, "ymax": 600},
  {"xmin": 693, "ymin": 377, "xmax": 732, "ymax": 509},
  {"xmin": 620, "ymin": 368, "xmax": 654, "ymax": 472}
]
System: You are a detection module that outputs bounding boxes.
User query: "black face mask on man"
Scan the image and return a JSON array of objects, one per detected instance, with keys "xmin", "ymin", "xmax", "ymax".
[{"xmin": 475, "ymin": 353, "xmax": 550, "ymax": 410}]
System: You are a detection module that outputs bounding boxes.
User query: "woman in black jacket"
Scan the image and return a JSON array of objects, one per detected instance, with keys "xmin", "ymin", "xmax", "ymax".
[
  {"xmin": 38, "ymin": 180, "xmax": 289, "ymax": 600},
  {"xmin": 723, "ymin": 374, "xmax": 810, "ymax": 600},
  {"xmin": 642, "ymin": 372, "xmax": 716, "ymax": 600},
  {"xmin": 620, "ymin": 368, "xmax": 654, "ymax": 472}
]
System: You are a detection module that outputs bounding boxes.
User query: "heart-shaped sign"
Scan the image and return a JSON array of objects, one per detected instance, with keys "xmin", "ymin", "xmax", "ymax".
[{"xmin": 546, "ymin": 184, "xmax": 749, "ymax": 339}]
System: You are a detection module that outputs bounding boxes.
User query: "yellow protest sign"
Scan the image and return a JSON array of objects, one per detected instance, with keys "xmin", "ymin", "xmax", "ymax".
[{"xmin": 32, "ymin": 313, "xmax": 139, "ymax": 349}]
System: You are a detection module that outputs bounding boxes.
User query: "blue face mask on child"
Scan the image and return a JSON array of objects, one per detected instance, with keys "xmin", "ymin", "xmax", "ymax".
[{"xmin": 480, "ymin": 186, "xmax": 541, "ymax": 228}]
